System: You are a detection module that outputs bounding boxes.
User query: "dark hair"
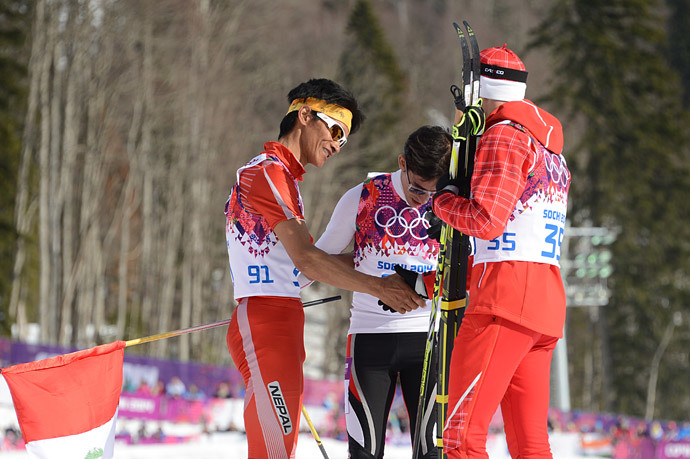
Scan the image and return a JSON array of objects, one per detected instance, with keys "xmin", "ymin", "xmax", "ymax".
[
  {"xmin": 278, "ymin": 78, "xmax": 365, "ymax": 139},
  {"xmin": 404, "ymin": 125, "xmax": 453, "ymax": 180}
]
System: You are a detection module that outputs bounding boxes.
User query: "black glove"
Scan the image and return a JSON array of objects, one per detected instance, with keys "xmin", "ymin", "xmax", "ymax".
[
  {"xmin": 431, "ymin": 172, "xmax": 462, "ymax": 211},
  {"xmin": 435, "ymin": 172, "xmax": 463, "ymax": 194},
  {"xmin": 393, "ymin": 264, "xmax": 429, "ymax": 299},
  {"xmin": 377, "ymin": 299, "xmax": 396, "ymax": 313},
  {"xmin": 378, "ymin": 265, "xmax": 430, "ymax": 313},
  {"xmin": 424, "ymin": 209, "xmax": 443, "ymax": 242}
]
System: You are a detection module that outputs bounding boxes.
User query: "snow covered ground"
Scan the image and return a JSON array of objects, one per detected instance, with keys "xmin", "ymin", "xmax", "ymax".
[
  {"xmin": 0, "ymin": 377, "xmax": 593, "ymax": 458},
  {"xmin": 0, "ymin": 402, "xmax": 593, "ymax": 458},
  {"xmin": 110, "ymin": 431, "xmax": 587, "ymax": 459},
  {"xmin": 0, "ymin": 428, "xmax": 591, "ymax": 458}
]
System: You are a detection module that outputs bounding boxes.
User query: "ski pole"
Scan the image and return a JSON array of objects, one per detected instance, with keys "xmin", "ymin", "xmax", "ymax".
[
  {"xmin": 301, "ymin": 405, "xmax": 330, "ymax": 459},
  {"xmin": 303, "ymin": 295, "xmax": 342, "ymax": 308},
  {"xmin": 124, "ymin": 295, "xmax": 342, "ymax": 347}
]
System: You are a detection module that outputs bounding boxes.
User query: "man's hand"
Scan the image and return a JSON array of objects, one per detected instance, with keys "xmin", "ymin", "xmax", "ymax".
[
  {"xmin": 375, "ymin": 273, "xmax": 426, "ymax": 314},
  {"xmin": 377, "ymin": 265, "xmax": 435, "ymax": 313},
  {"xmin": 393, "ymin": 264, "xmax": 429, "ymax": 299},
  {"xmin": 273, "ymin": 219, "xmax": 426, "ymax": 313}
]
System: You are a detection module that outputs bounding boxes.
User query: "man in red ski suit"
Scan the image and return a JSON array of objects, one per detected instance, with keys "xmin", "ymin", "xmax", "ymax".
[
  {"xmin": 423, "ymin": 45, "xmax": 571, "ymax": 458},
  {"xmin": 224, "ymin": 79, "xmax": 425, "ymax": 459}
]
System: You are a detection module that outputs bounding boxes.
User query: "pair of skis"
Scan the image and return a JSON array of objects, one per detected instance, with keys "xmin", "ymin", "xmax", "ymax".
[{"xmin": 412, "ymin": 20, "xmax": 483, "ymax": 459}]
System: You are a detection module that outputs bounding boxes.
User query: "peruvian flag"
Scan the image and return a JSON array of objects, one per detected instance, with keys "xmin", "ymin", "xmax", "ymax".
[{"xmin": 1, "ymin": 341, "xmax": 126, "ymax": 459}]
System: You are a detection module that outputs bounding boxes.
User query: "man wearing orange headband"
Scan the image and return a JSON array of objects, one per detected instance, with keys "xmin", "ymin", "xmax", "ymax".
[{"xmin": 224, "ymin": 78, "xmax": 426, "ymax": 458}]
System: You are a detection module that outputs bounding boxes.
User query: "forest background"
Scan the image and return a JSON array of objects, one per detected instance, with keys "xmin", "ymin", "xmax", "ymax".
[{"xmin": 0, "ymin": 0, "xmax": 689, "ymax": 424}]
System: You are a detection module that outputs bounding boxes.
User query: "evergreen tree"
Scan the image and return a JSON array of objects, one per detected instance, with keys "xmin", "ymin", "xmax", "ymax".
[
  {"xmin": 304, "ymin": 0, "xmax": 410, "ymax": 377},
  {"xmin": 0, "ymin": 0, "xmax": 31, "ymax": 333},
  {"xmin": 531, "ymin": 0, "xmax": 690, "ymax": 420},
  {"xmin": 666, "ymin": 0, "xmax": 690, "ymax": 104},
  {"xmin": 337, "ymin": 0, "xmax": 407, "ymax": 177}
]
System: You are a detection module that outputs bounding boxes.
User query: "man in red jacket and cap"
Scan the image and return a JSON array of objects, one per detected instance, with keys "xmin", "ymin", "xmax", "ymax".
[{"xmin": 432, "ymin": 45, "xmax": 571, "ymax": 458}]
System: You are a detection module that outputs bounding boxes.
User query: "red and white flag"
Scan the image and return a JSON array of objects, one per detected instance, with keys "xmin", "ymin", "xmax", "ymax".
[{"xmin": 1, "ymin": 341, "xmax": 126, "ymax": 459}]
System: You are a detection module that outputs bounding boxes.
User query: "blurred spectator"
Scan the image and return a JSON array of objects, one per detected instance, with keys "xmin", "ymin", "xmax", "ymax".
[
  {"xmin": 613, "ymin": 436, "xmax": 631, "ymax": 458},
  {"xmin": 136, "ymin": 380, "xmax": 152, "ymax": 395},
  {"xmin": 185, "ymin": 383, "xmax": 206, "ymax": 401},
  {"xmin": 547, "ymin": 413, "xmax": 558, "ymax": 432},
  {"xmin": 678, "ymin": 421, "xmax": 690, "ymax": 440},
  {"xmin": 632, "ymin": 422, "xmax": 655, "ymax": 458},
  {"xmin": 1, "ymin": 428, "xmax": 23, "ymax": 450},
  {"xmin": 386, "ymin": 411, "xmax": 400, "ymax": 442},
  {"xmin": 151, "ymin": 380, "xmax": 166, "ymax": 396},
  {"xmin": 321, "ymin": 398, "xmax": 347, "ymax": 441},
  {"xmin": 166, "ymin": 376, "xmax": 186, "ymax": 398},
  {"xmin": 136, "ymin": 423, "xmax": 147, "ymax": 443},
  {"xmin": 665, "ymin": 420, "xmax": 678, "ymax": 440},
  {"xmin": 152, "ymin": 425, "xmax": 165, "ymax": 442},
  {"xmin": 215, "ymin": 382, "xmax": 232, "ymax": 399},
  {"xmin": 393, "ymin": 403, "xmax": 410, "ymax": 434},
  {"xmin": 122, "ymin": 378, "xmax": 137, "ymax": 393},
  {"xmin": 322, "ymin": 391, "xmax": 337, "ymax": 412},
  {"xmin": 650, "ymin": 420, "xmax": 663, "ymax": 442},
  {"xmin": 635, "ymin": 420, "xmax": 649, "ymax": 437}
]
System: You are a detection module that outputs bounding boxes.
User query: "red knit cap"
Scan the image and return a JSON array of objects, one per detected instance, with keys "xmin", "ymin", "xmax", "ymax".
[{"xmin": 479, "ymin": 44, "xmax": 528, "ymax": 101}]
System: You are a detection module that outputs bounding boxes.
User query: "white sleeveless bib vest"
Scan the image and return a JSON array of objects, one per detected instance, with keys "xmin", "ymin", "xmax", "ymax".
[
  {"xmin": 225, "ymin": 153, "xmax": 303, "ymax": 299},
  {"xmin": 474, "ymin": 122, "xmax": 571, "ymax": 266}
]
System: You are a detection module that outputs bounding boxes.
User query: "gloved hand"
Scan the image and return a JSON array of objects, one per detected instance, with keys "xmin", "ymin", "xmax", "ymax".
[
  {"xmin": 432, "ymin": 172, "xmax": 463, "ymax": 211},
  {"xmin": 435, "ymin": 172, "xmax": 463, "ymax": 194},
  {"xmin": 424, "ymin": 209, "xmax": 443, "ymax": 242},
  {"xmin": 378, "ymin": 265, "xmax": 431, "ymax": 313},
  {"xmin": 393, "ymin": 264, "xmax": 429, "ymax": 299},
  {"xmin": 378, "ymin": 300, "xmax": 396, "ymax": 313}
]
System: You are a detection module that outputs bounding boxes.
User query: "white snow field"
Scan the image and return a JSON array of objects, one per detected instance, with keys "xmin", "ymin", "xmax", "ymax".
[
  {"xmin": 111, "ymin": 430, "xmax": 586, "ymax": 459},
  {"xmin": 0, "ymin": 412, "xmax": 589, "ymax": 459},
  {"xmin": 0, "ymin": 431, "xmax": 591, "ymax": 458},
  {"xmin": 0, "ymin": 376, "xmax": 592, "ymax": 458}
]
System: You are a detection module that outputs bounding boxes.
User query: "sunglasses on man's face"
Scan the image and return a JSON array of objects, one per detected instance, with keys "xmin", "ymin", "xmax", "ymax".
[
  {"xmin": 405, "ymin": 167, "xmax": 435, "ymax": 196},
  {"xmin": 315, "ymin": 112, "xmax": 347, "ymax": 148}
]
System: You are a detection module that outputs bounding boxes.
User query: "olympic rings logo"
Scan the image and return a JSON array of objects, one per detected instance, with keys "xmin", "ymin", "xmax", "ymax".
[
  {"xmin": 544, "ymin": 152, "xmax": 570, "ymax": 189},
  {"xmin": 374, "ymin": 206, "xmax": 430, "ymax": 240}
]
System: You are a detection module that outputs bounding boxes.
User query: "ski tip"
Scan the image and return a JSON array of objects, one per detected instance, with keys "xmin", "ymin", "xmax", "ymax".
[
  {"xmin": 453, "ymin": 22, "xmax": 467, "ymax": 43},
  {"xmin": 463, "ymin": 20, "xmax": 474, "ymax": 35}
]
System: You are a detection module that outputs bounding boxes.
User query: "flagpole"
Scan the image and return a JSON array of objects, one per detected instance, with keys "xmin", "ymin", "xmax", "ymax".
[
  {"xmin": 124, "ymin": 295, "xmax": 342, "ymax": 347},
  {"xmin": 124, "ymin": 319, "xmax": 232, "ymax": 347}
]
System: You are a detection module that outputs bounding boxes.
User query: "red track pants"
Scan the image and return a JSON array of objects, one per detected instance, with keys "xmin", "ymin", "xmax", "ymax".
[
  {"xmin": 227, "ymin": 297, "xmax": 305, "ymax": 459},
  {"xmin": 443, "ymin": 314, "xmax": 558, "ymax": 459}
]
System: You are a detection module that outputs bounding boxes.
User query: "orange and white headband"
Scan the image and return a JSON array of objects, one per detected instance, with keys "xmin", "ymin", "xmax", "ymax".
[{"xmin": 286, "ymin": 97, "xmax": 352, "ymax": 132}]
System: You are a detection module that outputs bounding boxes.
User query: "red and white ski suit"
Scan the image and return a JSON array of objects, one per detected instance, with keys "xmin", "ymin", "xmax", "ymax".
[
  {"xmin": 432, "ymin": 100, "xmax": 571, "ymax": 458},
  {"xmin": 224, "ymin": 141, "xmax": 309, "ymax": 459}
]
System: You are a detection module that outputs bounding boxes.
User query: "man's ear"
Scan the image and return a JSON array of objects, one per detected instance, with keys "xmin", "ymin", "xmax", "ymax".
[
  {"xmin": 296, "ymin": 105, "xmax": 313, "ymax": 127},
  {"xmin": 398, "ymin": 154, "xmax": 406, "ymax": 171}
]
